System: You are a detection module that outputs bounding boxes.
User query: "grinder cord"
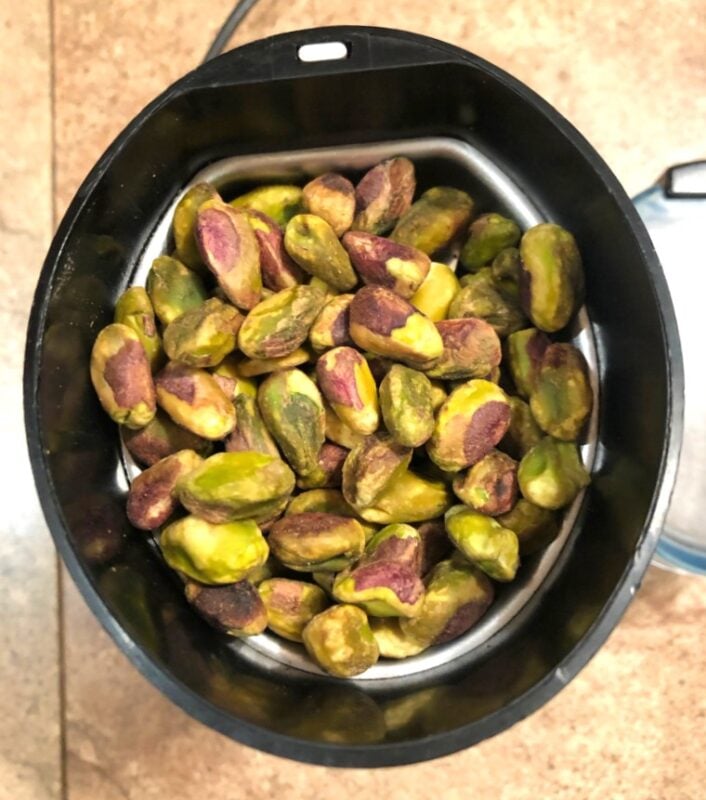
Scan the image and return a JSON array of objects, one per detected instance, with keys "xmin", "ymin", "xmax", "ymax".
[{"xmin": 203, "ymin": 0, "xmax": 262, "ymax": 63}]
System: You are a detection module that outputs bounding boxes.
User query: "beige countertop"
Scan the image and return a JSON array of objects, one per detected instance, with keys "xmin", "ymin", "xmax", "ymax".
[{"xmin": 2, "ymin": 1, "xmax": 705, "ymax": 798}]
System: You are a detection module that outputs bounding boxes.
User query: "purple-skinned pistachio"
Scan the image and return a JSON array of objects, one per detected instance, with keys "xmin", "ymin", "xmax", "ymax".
[
  {"xmin": 342, "ymin": 231, "xmax": 430, "ymax": 299},
  {"xmin": 90, "ymin": 323, "xmax": 156, "ymax": 429},
  {"xmin": 302, "ymin": 172, "xmax": 356, "ymax": 237}
]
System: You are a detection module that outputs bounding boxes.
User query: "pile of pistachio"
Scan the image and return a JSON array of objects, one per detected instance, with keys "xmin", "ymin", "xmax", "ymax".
[{"xmin": 90, "ymin": 157, "xmax": 593, "ymax": 678}]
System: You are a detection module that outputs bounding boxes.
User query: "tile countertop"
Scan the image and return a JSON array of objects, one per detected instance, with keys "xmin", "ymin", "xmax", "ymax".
[{"xmin": 3, "ymin": 1, "xmax": 705, "ymax": 799}]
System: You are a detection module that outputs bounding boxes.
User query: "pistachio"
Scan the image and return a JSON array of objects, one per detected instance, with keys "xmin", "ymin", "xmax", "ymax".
[
  {"xmin": 302, "ymin": 172, "xmax": 356, "ymax": 237},
  {"xmin": 517, "ymin": 436, "xmax": 590, "ymax": 510},
  {"xmin": 425, "ymin": 318, "xmax": 501, "ymax": 380},
  {"xmin": 146, "ymin": 257, "xmax": 208, "ymax": 326},
  {"xmin": 258, "ymin": 369, "xmax": 325, "ymax": 479},
  {"xmin": 173, "ymin": 183, "xmax": 221, "ymax": 270},
  {"xmin": 114, "ymin": 286, "xmax": 163, "ymax": 371},
  {"xmin": 499, "ymin": 396, "xmax": 544, "ymax": 459},
  {"xmin": 409, "ymin": 261, "xmax": 461, "ymax": 322},
  {"xmin": 302, "ymin": 604, "xmax": 379, "ymax": 678},
  {"xmin": 357, "ymin": 469, "xmax": 452, "ymax": 525},
  {"xmin": 529, "ymin": 343, "xmax": 593, "ymax": 441},
  {"xmin": 379, "ymin": 364, "xmax": 434, "ymax": 448},
  {"xmin": 342, "ymin": 433, "xmax": 412, "ymax": 509},
  {"xmin": 460, "ymin": 213, "xmax": 521, "ymax": 272},
  {"xmin": 246, "ymin": 209, "xmax": 305, "ymax": 290},
  {"xmin": 126, "ymin": 449, "xmax": 203, "ymax": 530},
  {"xmin": 342, "ymin": 231, "xmax": 430, "ymax": 298},
  {"xmin": 185, "ymin": 579, "xmax": 267, "ymax": 636},
  {"xmin": 163, "ymin": 298, "xmax": 243, "ymax": 368},
  {"xmin": 258, "ymin": 579, "xmax": 329, "ymax": 642},
  {"xmin": 399, "ymin": 559, "xmax": 494, "ymax": 646},
  {"xmin": 160, "ymin": 516, "xmax": 269, "ymax": 584},
  {"xmin": 352, "ymin": 157, "xmax": 416, "ymax": 234},
  {"xmin": 497, "ymin": 498, "xmax": 560, "ymax": 556},
  {"xmin": 237, "ymin": 347, "xmax": 312, "ymax": 377},
  {"xmin": 155, "ymin": 361, "xmax": 236, "ymax": 440},
  {"xmin": 224, "ymin": 393, "xmax": 280, "ymax": 458},
  {"xmin": 122, "ymin": 410, "xmax": 213, "ymax": 466},
  {"xmin": 284, "ymin": 214, "xmax": 358, "ymax": 291},
  {"xmin": 230, "ymin": 184, "xmax": 304, "ymax": 227},
  {"xmin": 268, "ymin": 512, "xmax": 366, "ymax": 572},
  {"xmin": 238, "ymin": 285, "xmax": 326, "ymax": 359},
  {"xmin": 391, "ymin": 187, "xmax": 474, "ymax": 255},
  {"xmin": 90, "ymin": 323, "xmax": 156, "ymax": 429},
  {"xmin": 349, "ymin": 285, "xmax": 443, "ymax": 367},
  {"xmin": 316, "ymin": 347, "xmax": 379, "ymax": 435},
  {"xmin": 449, "ymin": 268, "xmax": 526, "ymax": 337},
  {"xmin": 309, "ymin": 293, "xmax": 354, "ymax": 352},
  {"xmin": 445, "ymin": 505, "xmax": 520, "ymax": 581},
  {"xmin": 519, "ymin": 223, "xmax": 584, "ymax": 333},
  {"xmin": 505, "ymin": 327, "xmax": 550, "ymax": 399},
  {"xmin": 195, "ymin": 202, "xmax": 262, "ymax": 310},
  {"xmin": 452, "ymin": 450, "xmax": 518, "ymax": 516},
  {"xmin": 177, "ymin": 451, "xmax": 295, "ymax": 523},
  {"xmin": 427, "ymin": 379, "xmax": 511, "ymax": 472}
]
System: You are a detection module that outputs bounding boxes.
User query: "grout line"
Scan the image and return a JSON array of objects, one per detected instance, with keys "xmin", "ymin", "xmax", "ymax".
[{"xmin": 47, "ymin": 2, "xmax": 69, "ymax": 798}]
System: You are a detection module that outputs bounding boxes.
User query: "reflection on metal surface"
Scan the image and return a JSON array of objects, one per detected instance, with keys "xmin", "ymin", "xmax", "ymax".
[
  {"xmin": 635, "ymin": 165, "xmax": 706, "ymax": 575},
  {"xmin": 125, "ymin": 137, "xmax": 600, "ymax": 685}
]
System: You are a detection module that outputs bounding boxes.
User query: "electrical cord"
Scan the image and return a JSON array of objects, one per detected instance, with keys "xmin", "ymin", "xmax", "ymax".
[{"xmin": 202, "ymin": 0, "xmax": 263, "ymax": 63}]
